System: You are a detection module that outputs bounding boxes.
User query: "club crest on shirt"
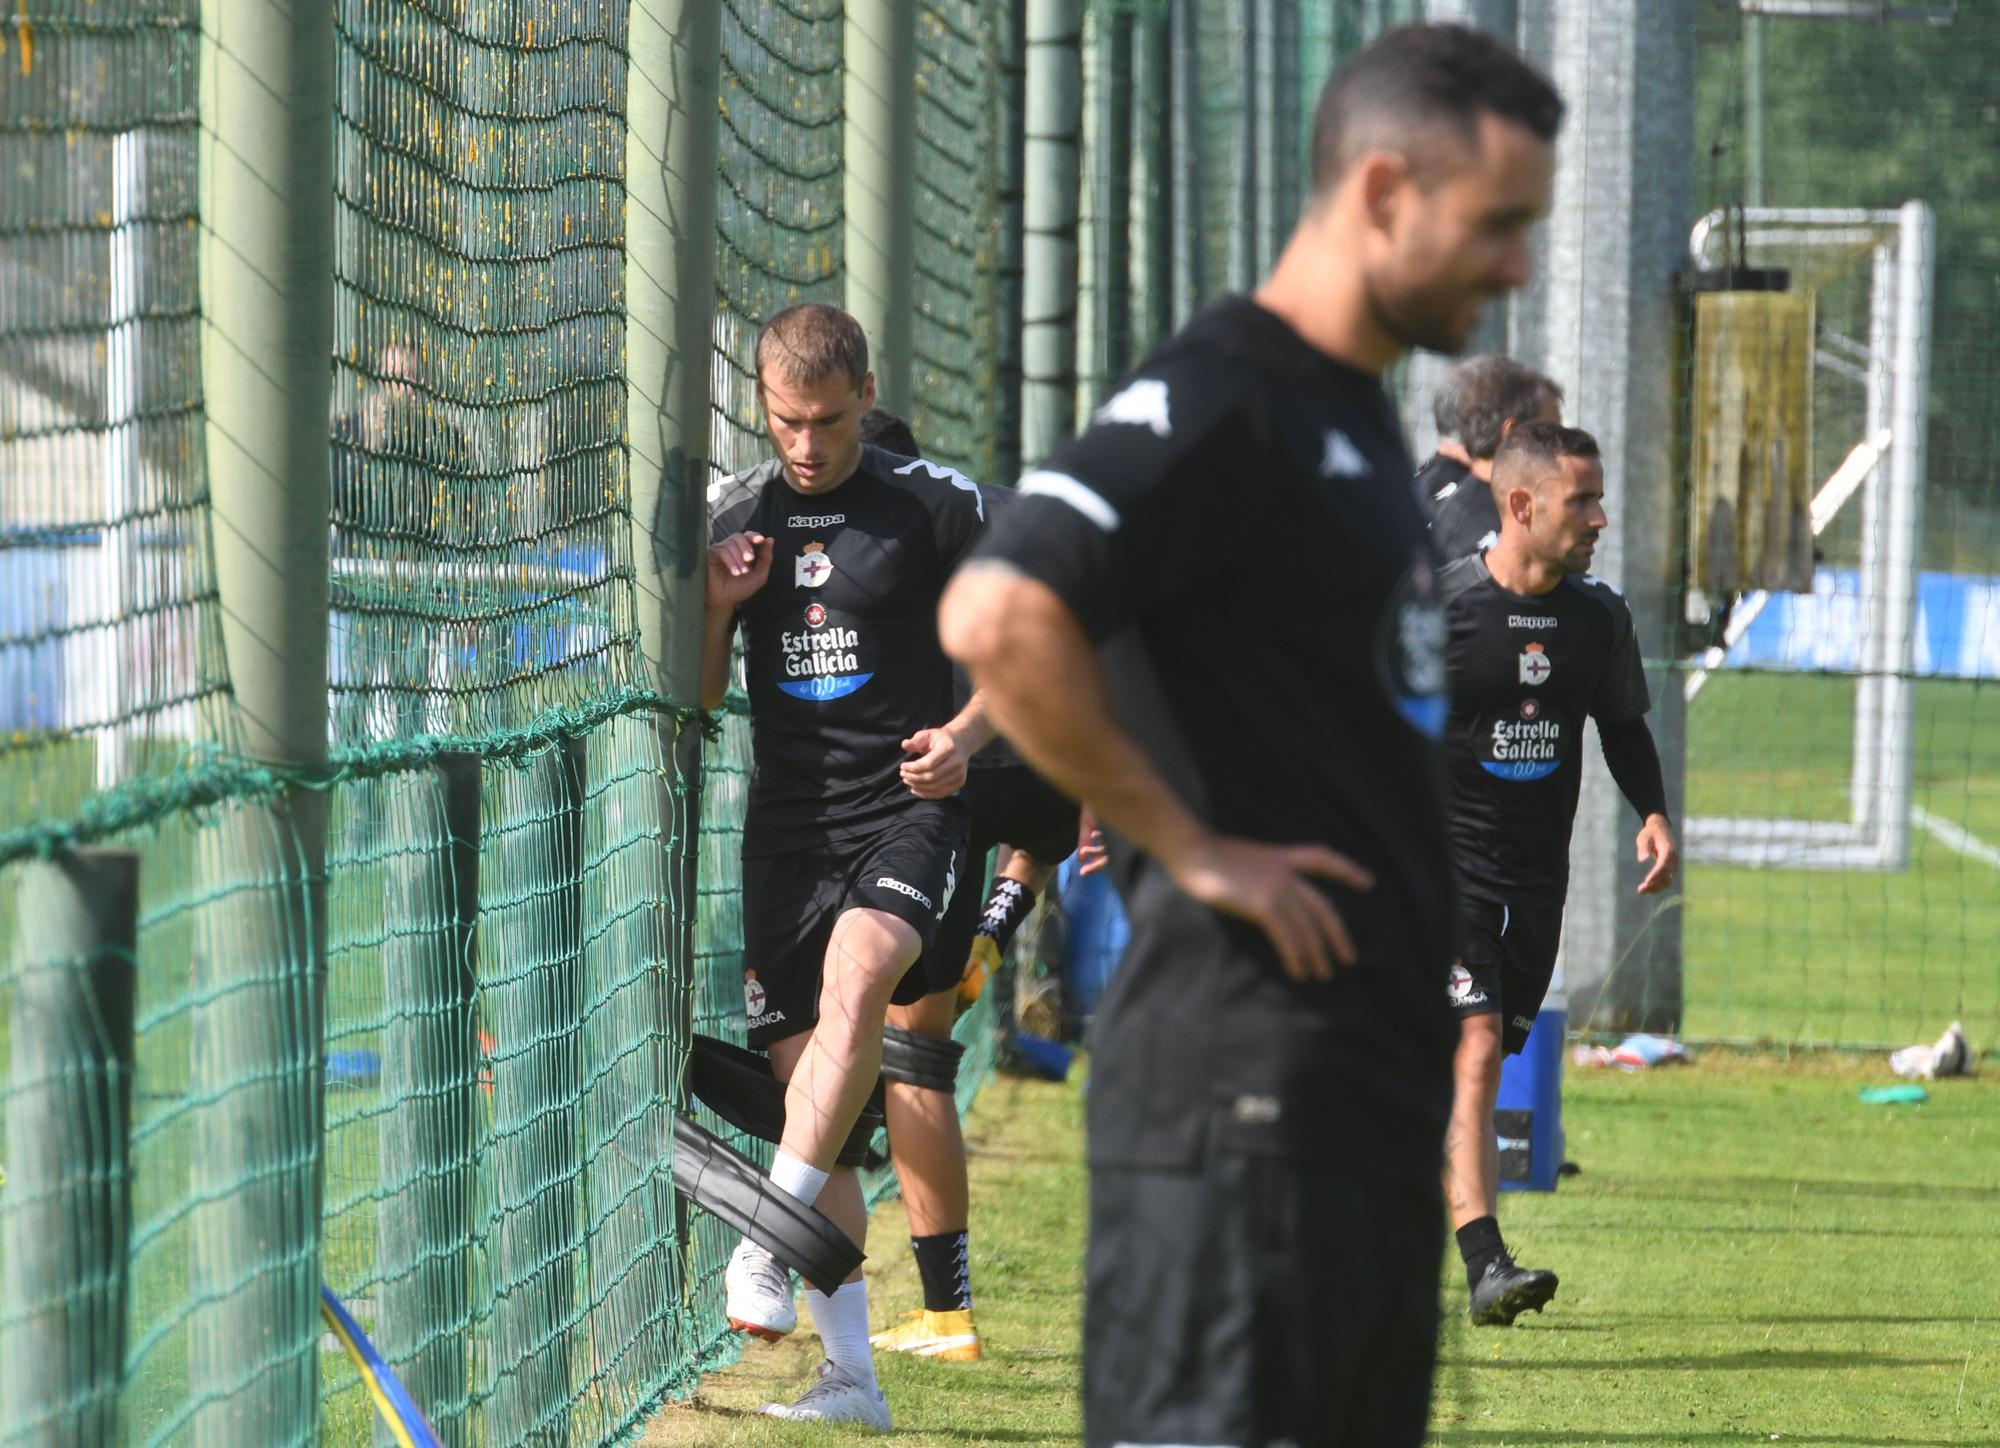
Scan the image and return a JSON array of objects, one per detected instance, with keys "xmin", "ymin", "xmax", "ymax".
[
  {"xmin": 1519, "ymin": 642, "xmax": 1552, "ymax": 686},
  {"xmin": 796, "ymin": 541, "xmax": 834, "ymax": 589}
]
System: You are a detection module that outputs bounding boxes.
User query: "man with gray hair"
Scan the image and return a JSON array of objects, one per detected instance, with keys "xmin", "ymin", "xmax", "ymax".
[{"xmin": 1425, "ymin": 354, "xmax": 1564, "ymax": 560}]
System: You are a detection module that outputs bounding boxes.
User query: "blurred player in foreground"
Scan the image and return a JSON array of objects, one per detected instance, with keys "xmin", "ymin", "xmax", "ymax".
[{"xmin": 941, "ymin": 23, "xmax": 1564, "ymax": 1446}]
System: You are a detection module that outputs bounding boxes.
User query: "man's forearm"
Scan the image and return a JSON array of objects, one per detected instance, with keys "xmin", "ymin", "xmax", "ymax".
[
  {"xmin": 942, "ymin": 566, "xmax": 1206, "ymax": 870},
  {"xmin": 942, "ymin": 689, "xmax": 996, "ymax": 758}
]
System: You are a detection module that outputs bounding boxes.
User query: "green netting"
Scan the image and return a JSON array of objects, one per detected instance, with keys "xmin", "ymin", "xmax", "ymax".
[
  {"xmin": 910, "ymin": 0, "xmax": 1002, "ymax": 482},
  {"xmin": 329, "ymin": 0, "xmax": 637, "ymax": 747},
  {"xmin": 709, "ymin": 0, "xmax": 844, "ymax": 479},
  {"xmin": 0, "ymin": 0, "xmax": 225, "ymax": 831},
  {"xmin": 1676, "ymin": 5, "xmax": 2000, "ymax": 1048}
]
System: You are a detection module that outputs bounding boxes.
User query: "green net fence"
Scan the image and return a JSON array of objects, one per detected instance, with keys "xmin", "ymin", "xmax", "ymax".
[{"xmin": 1672, "ymin": 4, "xmax": 2000, "ymax": 1049}]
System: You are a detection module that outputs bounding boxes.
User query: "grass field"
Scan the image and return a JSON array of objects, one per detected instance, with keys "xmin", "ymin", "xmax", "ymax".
[
  {"xmin": 1683, "ymin": 673, "xmax": 2000, "ymax": 1047},
  {"xmin": 648, "ymin": 1055, "xmax": 2000, "ymax": 1447}
]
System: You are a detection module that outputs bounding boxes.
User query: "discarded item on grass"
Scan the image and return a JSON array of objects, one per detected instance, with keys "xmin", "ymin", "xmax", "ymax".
[
  {"xmin": 1888, "ymin": 1020, "xmax": 1969, "ymax": 1081},
  {"xmin": 1858, "ymin": 1084, "xmax": 1929, "ymax": 1105},
  {"xmin": 1570, "ymin": 1033, "xmax": 1690, "ymax": 1071},
  {"xmin": 1009, "ymin": 1031, "xmax": 1072, "ymax": 1083}
]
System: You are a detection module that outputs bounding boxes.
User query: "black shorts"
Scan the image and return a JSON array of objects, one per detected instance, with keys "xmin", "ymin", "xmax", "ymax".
[
  {"xmin": 739, "ymin": 804, "xmax": 968, "ymax": 1047},
  {"xmin": 1449, "ymin": 895, "xmax": 1564, "ymax": 1055},
  {"xmin": 1084, "ymin": 1139, "xmax": 1443, "ymax": 1448},
  {"xmin": 916, "ymin": 764, "xmax": 1080, "ymax": 994}
]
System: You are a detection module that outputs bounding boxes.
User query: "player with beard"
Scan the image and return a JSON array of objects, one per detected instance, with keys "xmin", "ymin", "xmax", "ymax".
[
  {"xmin": 940, "ymin": 25, "xmax": 1563, "ymax": 1446},
  {"xmin": 704, "ymin": 304, "xmax": 990, "ymax": 1429},
  {"xmin": 1437, "ymin": 420, "xmax": 1678, "ymax": 1325},
  {"xmin": 1425, "ymin": 354, "xmax": 1564, "ymax": 560}
]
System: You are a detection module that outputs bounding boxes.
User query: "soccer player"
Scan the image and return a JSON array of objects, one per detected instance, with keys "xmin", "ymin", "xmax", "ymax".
[
  {"xmin": 1438, "ymin": 420, "xmax": 1678, "ymax": 1326},
  {"xmin": 704, "ymin": 304, "xmax": 990, "ymax": 1428},
  {"xmin": 1426, "ymin": 355, "xmax": 1564, "ymax": 560},
  {"xmin": 939, "ymin": 25, "xmax": 1563, "ymax": 1446},
  {"xmin": 1414, "ymin": 362, "xmax": 1475, "ymax": 508}
]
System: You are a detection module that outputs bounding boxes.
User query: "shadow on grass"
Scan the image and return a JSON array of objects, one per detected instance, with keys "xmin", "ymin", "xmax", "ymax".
[
  {"xmin": 1442, "ymin": 1348, "xmax": 1959, "ymax": 1372},
  {"xmin": 1433, "ymin": 1433, "xmax": 1975, "ymax": 1446}
]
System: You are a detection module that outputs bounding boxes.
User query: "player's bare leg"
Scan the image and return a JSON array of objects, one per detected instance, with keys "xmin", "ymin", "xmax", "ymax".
[
  {"xmin": 1446, "ymin": 1012, "xmax": 1557, "ymax": 1326},
  {"xmin": 875, "ymin": 987, "xmax": 980, "ymax": 1360}
]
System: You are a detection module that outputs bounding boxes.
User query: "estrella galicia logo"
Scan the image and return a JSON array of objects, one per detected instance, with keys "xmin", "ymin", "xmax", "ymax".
[
  {"xmin": 1481, "ymin": 713, "xmax": 1562, "ymax": 781},
  {"xmin": 777, "ymin": 620, "xmax": 872, "ymax": 700}
]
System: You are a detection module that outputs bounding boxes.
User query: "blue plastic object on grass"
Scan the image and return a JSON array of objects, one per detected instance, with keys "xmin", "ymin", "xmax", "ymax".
[
  {"xmin": 1495, "ymin": 1004, "xmax": 1566, "ymax": 1193},
  {"xmin": 1858, "ymin": 1084, "xmax": 1929, "ymax": 1105},
  {"xmin": 1011, "ymin": 1032, "xmax": 1073, "ymax": 1082}
]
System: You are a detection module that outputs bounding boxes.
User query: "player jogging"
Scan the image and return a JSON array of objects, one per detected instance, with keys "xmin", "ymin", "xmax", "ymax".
[
  {"xmin": 704, "ymin": 304, "xmax": 990, "ymax": 1429},
  {"xmin": 1425, "ymin": 355, "xmax": 1563, "ymax": 560},
  {"xmin": 941, "ymin": 25, "xmax": 1563, "ymax": 1445},
  {"xmin": 1438, "ymin": 419, "xmax": 1678, "ymax": 1326}
]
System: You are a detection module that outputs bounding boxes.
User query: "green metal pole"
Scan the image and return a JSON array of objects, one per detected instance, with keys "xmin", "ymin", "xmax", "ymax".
[
  {"xmin": 1021, "ymin": 0, "xmax": 1084, "ymax": 467},
  {"xmin": 1250, "ymin": 0, "xmax": 1278, "ymax": 276},
  {"xmin": 626, "ymin": 0, "xmax": 723, "ymax": 711},
  {"xmin": 995, "ymin": 0, "xmax": 1029, "ymax": 484},
  {"xmin": 375, "ymin": 754, "xmax": 481, "ymax": 1447},
  {"xmin": 1168, "ymin": 0, "xmax": 1203, "ymax": 324},
  {"xmin": 1129, "ymin": 3, "xmax": 1173, "ymax": 357},
  {"xmin": 1099, "ymin": 9, "xmax": 1134, "ymax": 385},
  {"xmin": 2, "ymin": 849, "xmax": 140, "ymax": 1446},
  {"xmin": 486, "ymin": 737, "xmax": 584, "ymax": 1445},
  {"xmin": 195, "ymin": 0, "xmax": 333, "ymax": 1434},
  {"xmin": 846, "ymin": 0, "xmax": 919, "ymax": 411}
]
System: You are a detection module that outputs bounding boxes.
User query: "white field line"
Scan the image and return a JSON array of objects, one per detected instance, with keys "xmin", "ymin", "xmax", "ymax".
[{"xmin": 1911, "ymin": 805, "xmax": 2000, "ymax": 874}]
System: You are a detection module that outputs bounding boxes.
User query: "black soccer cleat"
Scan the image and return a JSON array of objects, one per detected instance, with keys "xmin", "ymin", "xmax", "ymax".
[{"xmin": 1468, "ymin": 1259, "xmax": 1559, "ymax": 1326}]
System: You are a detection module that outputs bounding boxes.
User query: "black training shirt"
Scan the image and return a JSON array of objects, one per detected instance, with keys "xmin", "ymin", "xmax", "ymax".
[
  {"xmin": 709, "ymin": 446, "xmax": 985, "ymax": 856},
  {"xmin": 1428, "ymin": 464, "xmax": 1502, "ymax": 563},
  {"xmin": 970, "ymin": 295, "xmax": 1457, "ymax": 1177},
  {"xmin": 1439, "ymin": 552, "xmax": 1652, "ymax": 906},
  {"xmin": 1415, "ymin": 451, "xmax": 1472, "ymax": 521},
  {"xmin": 961, "ymin": 485, "xmax": 1027, "ymax": 773}
]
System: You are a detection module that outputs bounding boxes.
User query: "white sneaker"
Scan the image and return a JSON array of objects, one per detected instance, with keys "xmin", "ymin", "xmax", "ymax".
[
  {"xmin": 724, "ymin": 1238, "xmax": 796, "ymax": 1341},
  {"xmin": 758, "ymin": 1359, "xmax": 891, "ymax": 1430}
]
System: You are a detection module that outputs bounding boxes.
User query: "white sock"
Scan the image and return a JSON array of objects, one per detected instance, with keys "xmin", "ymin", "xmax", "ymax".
[
  {"xmin": 770, "ymin": 1150, "xmax": 829, "ymax": 1209},
  {"xmin": 805, "ymin": 1279, "xmax": 877, "ymax": 1387}
]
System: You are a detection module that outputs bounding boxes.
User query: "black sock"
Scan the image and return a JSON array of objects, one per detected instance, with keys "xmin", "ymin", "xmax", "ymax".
[
  {"xmin": 910, "ymin": 1230, "xmax": 972, "ymax": 1313},
  {"xmin": 974, "ymin": 878, "xmax": 1036, "ymax": 954},
  {"xmin": 1456, "ymin": 1215, "xmax": 1509, "ymax": 1284}
]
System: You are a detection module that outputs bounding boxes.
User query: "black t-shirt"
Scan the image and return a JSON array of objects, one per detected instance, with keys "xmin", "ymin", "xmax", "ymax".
[
  {"xmin": 1439, "ymin": 552, "xmax": 1652, "ymax": 906},
  {"xmin": 971, "ymin": 295, "xmax": 1457, "ymax": 1176},
  {"xmin": 1427, "ymin": 460, "xmax": 1501, "ymax": 563},
  {"xmin": 1415, "ymin": 451, "xmax": 1472, "ymax": 521},
  {"xmin": 709, "ymin": 445, "xmax": 985, "ymax": 856}
]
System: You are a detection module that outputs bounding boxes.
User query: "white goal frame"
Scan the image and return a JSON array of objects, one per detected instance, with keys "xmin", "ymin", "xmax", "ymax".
[{"xmin": 1681, "ymin": 203, "xmax": 1936, "ymax": 872}]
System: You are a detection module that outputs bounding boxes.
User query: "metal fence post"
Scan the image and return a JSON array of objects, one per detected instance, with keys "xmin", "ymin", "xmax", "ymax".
[
  {"xmin": 376, "ymin": 755, "xmax": 481, "ymax": 1446},
  {"xmin": 2, "ymin": 850, "xmax": 141, "ymax": 1446},
  {"xmin": 847, "ymin": 0, "xmax": 919, "ymax": 410},
  {"xmin": 194, "ymin": 0, "xmax": 335, "ymax": 1431}
]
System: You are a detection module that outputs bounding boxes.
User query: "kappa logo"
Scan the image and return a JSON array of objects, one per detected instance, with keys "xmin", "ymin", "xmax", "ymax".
[
  {"xmin": 1519, "ymin": 641, "xmax": 1552, "ymax": 686},
  {"xmin": 1320, "ymin": 428, "xmax": 1371, "ymax": 480},
  {"xmin": 1513, "ymin": 1015, "xmax": 1538, "ymax": 1034},
  {"xmin": 937, "ymin": 850, "xmax": 958, "ymax": 921},
  {"xmin": 788, "ymin": 513, "xmax": 845, "ymax": 528},
  {"xmin": 1477, "ymin": 529, "xmax": 1499, "ymax": 554},
  {"xmin": 874, "ymin": 876, "xmax": 934, "ymax": 911},
  {"xmin": 1092, "ymin": 377, "xmax": 1173, "ymax": 438},
  {"xmin": 795, "ymin": 541, "xmax": 834, "ymax": 589},
  {"xmin": 1509, "ymin": 614, "xmax": 1557, "ymax": 629}
]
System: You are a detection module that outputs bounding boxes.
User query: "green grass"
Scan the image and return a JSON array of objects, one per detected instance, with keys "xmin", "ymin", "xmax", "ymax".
[
  {"xmin": 648, "ymin": 1057, "xmax": 2000, "ymax": 1447},
  {"xmin": 1684, "ymin": 673, "xmax": 2000, "ymax": 1047}
]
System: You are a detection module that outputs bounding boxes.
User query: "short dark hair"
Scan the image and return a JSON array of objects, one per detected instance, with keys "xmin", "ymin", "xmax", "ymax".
[
  {"xmin": 1310, "ymin": 24, "xmax": 1564, "ymax": 194},
  {"xmin": 1493, "ymin": 419, "xmax": 1600, "ymax": 491},
  {"xmin": 858, "ymin": 407, "xmax": 919, "ymax": 457},
  {"xmin": 1451, "ymin": 356, "xmax": 1563, "ymax": 459},
  {"xmin": 755, "ymin": 302, "xmax": 870, "ymax": 392}
]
